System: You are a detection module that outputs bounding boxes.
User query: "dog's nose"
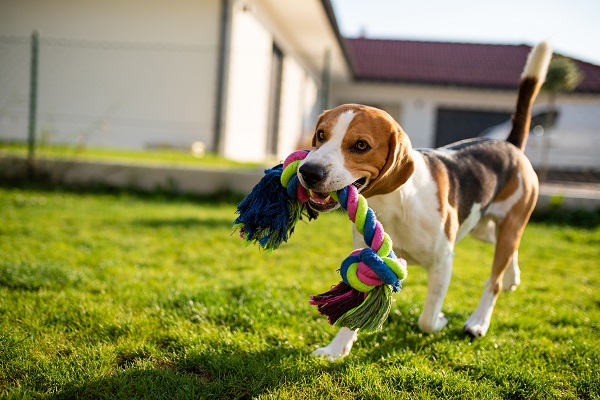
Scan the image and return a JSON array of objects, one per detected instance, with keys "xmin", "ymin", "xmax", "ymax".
[{"xmin": 299, "ymin": 163, "xmax": 327, "ymax": 186}]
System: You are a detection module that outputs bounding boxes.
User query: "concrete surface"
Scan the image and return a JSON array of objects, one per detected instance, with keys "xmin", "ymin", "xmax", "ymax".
[
  {"xmin": 0, "ymin": 156, "xmax": 265, "ymax": 196},
  {"xmin": 538, "ymin": 182, "xmax": 600, "ymax": 211}
]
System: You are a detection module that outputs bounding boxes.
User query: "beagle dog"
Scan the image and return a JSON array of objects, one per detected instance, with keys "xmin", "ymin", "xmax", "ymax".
[{"xmin": 298, "ymin": 41, "xmax": 552, "ymax": 359}]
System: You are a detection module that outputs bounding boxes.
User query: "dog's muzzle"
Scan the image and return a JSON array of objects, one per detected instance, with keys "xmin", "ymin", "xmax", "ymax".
[{"xmin": 298, "ymin": 163, "xmax": 339, "ymax": 212}]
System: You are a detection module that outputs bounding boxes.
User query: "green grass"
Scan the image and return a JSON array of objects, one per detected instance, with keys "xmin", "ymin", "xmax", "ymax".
[
  {"xmin": 1, "ymin": 186, "xmax": 599, "ymax": 399},
  {"xmin": 0, "ymin": 141, "xmax": 262, "ymax": 169}
]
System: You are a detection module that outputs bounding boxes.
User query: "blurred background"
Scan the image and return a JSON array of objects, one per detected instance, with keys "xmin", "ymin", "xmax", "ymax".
[{"xmin": 1, "ymin": 0, "xmax": 599, "ymax": 179}]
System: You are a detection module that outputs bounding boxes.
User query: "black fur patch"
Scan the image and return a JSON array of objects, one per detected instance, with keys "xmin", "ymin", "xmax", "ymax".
[{"xmin": 419, "ymin": 138, "xmax": 520, "ymax": 224}]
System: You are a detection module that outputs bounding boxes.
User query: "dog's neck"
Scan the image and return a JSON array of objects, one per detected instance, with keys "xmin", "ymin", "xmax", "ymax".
[{"xmin": 367, "ymin": 150, "xmax": 432, "ymax": 214}]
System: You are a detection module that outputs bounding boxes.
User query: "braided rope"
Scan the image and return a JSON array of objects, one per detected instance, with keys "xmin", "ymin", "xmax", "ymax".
[{"xmin": 281, "ymin": 150, "xmax": 407, "ymax": 293}]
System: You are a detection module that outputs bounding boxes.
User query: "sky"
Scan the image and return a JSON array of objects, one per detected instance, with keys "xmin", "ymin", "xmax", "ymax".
[{"xmin": 330, "ymin": 0, "xmax": 600, "ymax": 66}]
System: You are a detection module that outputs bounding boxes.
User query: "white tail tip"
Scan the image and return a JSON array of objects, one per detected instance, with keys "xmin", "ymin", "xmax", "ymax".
[{"xmin": 522, "ymin": 40, "xmax": 553, "ymax": 81}]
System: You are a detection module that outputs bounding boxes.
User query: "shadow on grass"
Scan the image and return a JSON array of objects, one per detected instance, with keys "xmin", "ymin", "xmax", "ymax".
[
  {"xmin": 48, "ymin": 347, "xmax": 347, "ymax": 400},
  {"xmin": 360, "ymin": 309, "xmax": 473, "ymax": 357},
  {"xmin": 132, "ymin": 216, "xmax": 233, "ymax": 230},
  {"xmin": 48, "ymin": 324, "xmax": 476, "ymax": 400},
  {"xmin": 0, "ymin": 179, "xmax": 245, "ymax": 205}
]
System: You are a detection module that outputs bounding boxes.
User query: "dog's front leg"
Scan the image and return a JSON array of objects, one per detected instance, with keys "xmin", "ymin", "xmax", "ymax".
[
  {"xmin": 418, "ymin": 255, "xmax": 453, "ymax": 332},
  {"xmin": 312, "ymin": 327, "xmax": 358, "ymax": 360}
]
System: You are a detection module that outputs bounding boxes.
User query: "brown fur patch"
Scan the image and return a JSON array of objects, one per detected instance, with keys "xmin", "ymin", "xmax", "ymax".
[
  {"xmin": 494, "ymin": 171, "xmax": 521, "ymax": 203},
  {"xmin": 422, "ymin": 155, "xmax": 458, "ymax": 241}
]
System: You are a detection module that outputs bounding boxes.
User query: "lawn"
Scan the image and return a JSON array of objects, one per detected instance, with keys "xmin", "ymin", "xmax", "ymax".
[{"xmin": 1, "ymin": 186, "xmax": 599, "ymax": 399}]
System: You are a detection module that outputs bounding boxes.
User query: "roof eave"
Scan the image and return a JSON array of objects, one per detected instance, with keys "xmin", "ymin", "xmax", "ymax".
[
  {"xmin": 319, "ymin": 0, "xmax": 356, "ymax": 80},
  {"xmin": 352, "ymin": 76, "xmax": 521, "ymax": 91}
]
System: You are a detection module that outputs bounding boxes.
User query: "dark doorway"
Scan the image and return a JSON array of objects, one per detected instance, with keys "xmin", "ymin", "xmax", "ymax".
[
  {"xmin": 266, "ymin": 43, "xmax": 283, "ymax": 156},
  {"xmin": 434, "ymin": 108, "xmax": 511, "ymax": 147}
]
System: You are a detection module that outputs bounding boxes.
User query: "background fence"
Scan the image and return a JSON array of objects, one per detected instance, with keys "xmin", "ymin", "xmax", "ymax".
[{"xmin": 0, "ymin": 33, "xmax": 219, "ymax": 152}]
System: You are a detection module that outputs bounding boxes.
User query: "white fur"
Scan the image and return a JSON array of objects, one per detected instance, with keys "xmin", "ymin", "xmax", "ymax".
[
  {"xmin": 522, "ymin": 40, "xmax": 552, "ymax": 81},
  {"xmin": 503, "ymin": 251, "xmax": 521, "ymax": 292},
  {"xmin": 299, "ymin": 110, "xmax": 356, "ymax": 191},
  {"xmin": 456, "ymin": 203, "xmax": 482, "ymax": 242},
  {"xmin": 486, "ymin": 173, "xmax": 524, "ymax": 220},
  {"xmin": 470, "ymin": 218, "xmax": 497, "ymax": 243},
  {"xmin": 464, "ymin": 281, "xmax": 498, "ymax": 337},
  {"xmin": 369, "ymin": 152, "xmax": 451, "ymax": 261},
  {"xmin": 312, "ymin": 327, "xmax": 357, "ymax": 360}
]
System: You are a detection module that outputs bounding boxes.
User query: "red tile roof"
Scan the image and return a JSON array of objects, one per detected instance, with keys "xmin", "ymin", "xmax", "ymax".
[{"xmin": 345, "ymin": 38, "xmax": 600, "ymax": 93}]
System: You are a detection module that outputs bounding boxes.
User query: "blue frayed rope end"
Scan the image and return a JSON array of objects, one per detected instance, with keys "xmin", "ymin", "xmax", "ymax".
[{"xmin": 233, "ymin": 164, "xmax": 308, "ymax": 252}]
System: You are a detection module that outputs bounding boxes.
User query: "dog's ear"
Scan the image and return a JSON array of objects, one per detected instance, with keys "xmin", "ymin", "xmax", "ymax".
[{"xmin": 362, "ymin": 121, "xmax": 415, "ymax": 197}]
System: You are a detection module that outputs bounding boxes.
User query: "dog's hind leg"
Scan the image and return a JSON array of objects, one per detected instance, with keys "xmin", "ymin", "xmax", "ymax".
[
  {"xmin": 471, "ymin": 220, "xmax": 521, "ymax": 292},
  {"xmin": 464, "ymin": 222, "xmax": 522, "ymax": 337},
  {"xmin": 464, "ymin": 177, "xmax": 536, "ymax": 337}
]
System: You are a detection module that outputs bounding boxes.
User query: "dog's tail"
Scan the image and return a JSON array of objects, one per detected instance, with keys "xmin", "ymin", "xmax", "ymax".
[{"xmin": 506, "ymin": 41, "xmax": 553, "ymax": 150}]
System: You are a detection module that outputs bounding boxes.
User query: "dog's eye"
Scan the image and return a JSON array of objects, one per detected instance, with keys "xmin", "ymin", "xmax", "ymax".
[
  {"xmin": 354, "ymin": 140, "xmax": 370, "ymax": 152},
  {"xmin": 316, "ymin": 130, "xmax": 325, "ymax": 142}
]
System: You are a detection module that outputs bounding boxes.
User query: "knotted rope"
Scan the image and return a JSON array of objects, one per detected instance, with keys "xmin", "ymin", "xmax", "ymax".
[{"xmin": 234, "ymin": 150, "xmax": 407, "ymax": 332}]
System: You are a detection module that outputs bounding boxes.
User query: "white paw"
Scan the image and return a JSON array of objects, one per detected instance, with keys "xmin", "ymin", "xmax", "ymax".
[
  {"xmin": 311, "ymin": 327, "xmax": 357, "ymax": 360},
  {"xmin": 418, "ymin": 312, "xmax": 448, "ymax": 333},
  {"xmin": 312, "ymin": 345, "xmax": 349, "ymax": 360},
  {"xmin": 464, "ymin": 317, "xmax": 490, "ymax": 337}
]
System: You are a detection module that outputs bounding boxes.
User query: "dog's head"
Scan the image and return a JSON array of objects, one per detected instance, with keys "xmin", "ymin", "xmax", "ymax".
[{"xmin": 298, "ymin": 104, "xmax": 415, "ymax": 212}]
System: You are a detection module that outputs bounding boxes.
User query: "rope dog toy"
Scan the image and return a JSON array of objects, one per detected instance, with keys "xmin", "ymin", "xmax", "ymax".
[{"xmin": 234, "ymin": 150, "xmax": 407, "ymax": 332}]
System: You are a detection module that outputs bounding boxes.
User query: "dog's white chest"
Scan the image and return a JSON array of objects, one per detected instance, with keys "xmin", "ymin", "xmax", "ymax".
[{"xmin": 363, "ymin": 173, "xmax": 453, "ymax": 267}]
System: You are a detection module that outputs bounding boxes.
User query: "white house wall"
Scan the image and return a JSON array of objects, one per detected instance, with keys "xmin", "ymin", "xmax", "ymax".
[
  {"xmin": 0, "ymin": 0, "xmax": 220, "ymax": 150},
  {"xmin": 221, "ymin": 4, "xmax": 272, "ymax": 161},
  {"xmin": 221, "ymin": 1, "xmax": 323, "ymax": 162},
  {"xmin": 277, "ymin": 58, "xmax": 317, "ymax": 159},
  {"xmin": 301, "ymin": 77, "xmax": 320, "ymax": 145}
]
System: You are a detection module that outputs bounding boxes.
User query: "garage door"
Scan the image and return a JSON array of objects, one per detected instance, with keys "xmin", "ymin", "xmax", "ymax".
[{"xmin": 434, "ymin": 108, "xmax": 511, "ymax": 147}]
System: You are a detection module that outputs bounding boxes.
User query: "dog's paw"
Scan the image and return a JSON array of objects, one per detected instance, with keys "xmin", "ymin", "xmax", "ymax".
[
  {"xmin": 418, "ymin": 312, "xmax": 448, "ymax": 333},
  {"xmin": 312, "ymin": 346, "xmax": 348, "ymax": 360},
  {"xmin": 463, "ymin": 317, "xmax": 490, "ymax": 338},
  {"xmin": 311, "ymin": 328, "xmax": 357, "ymax": 360}
]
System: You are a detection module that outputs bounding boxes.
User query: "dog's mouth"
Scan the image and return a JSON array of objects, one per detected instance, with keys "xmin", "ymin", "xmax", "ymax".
[
  {"xmin": 306, "ymin": 177, "xmax": 368, "ymax": 213},
  {"xmin": 353, "ymin": 177, "xmax": 368, "ymax": 192},
  {"xmin": 306, "ymin": 189, "xmax": 338, "ymax": 212}
]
